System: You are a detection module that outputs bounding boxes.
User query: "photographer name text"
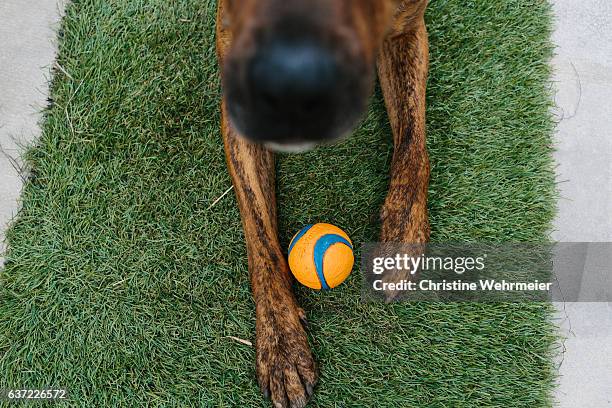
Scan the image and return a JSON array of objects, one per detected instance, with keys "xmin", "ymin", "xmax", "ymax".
[{"xmin": 372, "ymin": 279, "xmax": 553, "ymax": 292}]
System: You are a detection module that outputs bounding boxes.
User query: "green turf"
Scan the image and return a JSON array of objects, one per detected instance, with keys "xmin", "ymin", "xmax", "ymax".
[{"xmin": 0, "ymin": 0, "xmax": 558, "ymax": 406}]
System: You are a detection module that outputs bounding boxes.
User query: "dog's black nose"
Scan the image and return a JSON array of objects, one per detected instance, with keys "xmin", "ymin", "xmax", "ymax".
[
  {"xmin": 248, "ymin": 40, "xmax": 339, "ymax": 121},
  {"xmin": 224, "ymin": 36, "xmax": 370, "ymax": 149}
]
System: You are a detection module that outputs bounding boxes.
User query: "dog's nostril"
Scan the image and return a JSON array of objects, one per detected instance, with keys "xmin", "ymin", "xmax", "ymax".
[
  {"xmin": 247, "ymin": 40, "xmax": 339, "ymax": 115},
  {"xmin": 301, "ymin": 97, "xmax": 320, "ymax": 114},
  {"xmin": 260, "ymin": 90, "xmax": 283, "ymax": 111}
]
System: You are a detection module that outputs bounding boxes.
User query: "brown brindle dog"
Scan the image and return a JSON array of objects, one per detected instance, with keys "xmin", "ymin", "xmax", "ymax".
[{"xmin": 216, "ymin": 0, "xmax": 430, "ymax": 406}]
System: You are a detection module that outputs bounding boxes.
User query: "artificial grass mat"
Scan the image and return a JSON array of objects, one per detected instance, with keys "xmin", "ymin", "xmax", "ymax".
[{"xmin": 0, "ymin": 0, "xmax": 558, "ymax": 406}]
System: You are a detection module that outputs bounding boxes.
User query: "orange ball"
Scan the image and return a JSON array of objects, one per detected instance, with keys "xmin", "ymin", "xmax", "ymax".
[{"xmin": 288, "ymin": 223, "xmax": 354, "ymax": 290}]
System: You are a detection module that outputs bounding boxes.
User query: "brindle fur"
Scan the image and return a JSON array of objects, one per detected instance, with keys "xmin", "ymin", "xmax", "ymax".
[{"xmin": 216, "ymin": 1, "xmax": 430, "ymax": 406}]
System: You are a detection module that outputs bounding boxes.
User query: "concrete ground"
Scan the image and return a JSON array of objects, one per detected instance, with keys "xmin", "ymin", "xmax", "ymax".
[
  {"xmin": 551, "ymin": 0, "xmax": 612, "ymax": 406},
  {"xmin": 0, "ymin": 0, "xmax": 64, "ymax": 249},
  {"xmin": 0, "ymin": 0, "xmax": 610, "ymax": 405}
]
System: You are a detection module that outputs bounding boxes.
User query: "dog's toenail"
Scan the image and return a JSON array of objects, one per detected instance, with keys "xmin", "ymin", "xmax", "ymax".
[{"xmin": 306, "ymin": 383, "xmax": 314, "ymax": 396}]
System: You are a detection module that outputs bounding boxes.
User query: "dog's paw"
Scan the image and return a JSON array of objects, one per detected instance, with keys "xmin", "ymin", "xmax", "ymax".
[
  {"xmin": 256, "ymin": 313, "xmax": 317, "ymax": 408},
  {"xmin": 377, "ymin": 207, "xmax": 429, "ymax": 302}
]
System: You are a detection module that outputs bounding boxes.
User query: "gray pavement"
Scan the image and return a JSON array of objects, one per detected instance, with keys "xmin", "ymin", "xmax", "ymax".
[
  {"xmin": 0, "ymin": 0, "xmax": 610, "ymax": 405},
  {"xmin": 0, "ymin": 0, "xmax": 64, "ymax": 250},
  {"xmin": 551, "ymin": 0, "xmax": 612, "ymax": 406}
]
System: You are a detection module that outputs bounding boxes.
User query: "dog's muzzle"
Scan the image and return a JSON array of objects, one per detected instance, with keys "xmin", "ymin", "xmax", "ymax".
[{"xmin": 223, "ymin": 33, "xmax": 371, "ymax": 151}]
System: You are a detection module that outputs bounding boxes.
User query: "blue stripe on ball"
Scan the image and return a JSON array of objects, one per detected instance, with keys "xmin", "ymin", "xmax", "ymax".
[
  {"xmin": 313, "ymin": 234, "xmax": 353, "ymax": 290},
  {"xmin": 288, "ymin": 224, "xmax": 314, "ymax": 256}
]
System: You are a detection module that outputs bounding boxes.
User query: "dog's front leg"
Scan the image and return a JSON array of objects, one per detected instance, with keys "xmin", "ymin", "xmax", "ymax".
[
  {"xmin": 221, "ymin": 105, "xmax": 317, "ymax": 407},
  {"xmin": 216, "ymin": 3, "xmax": 316, "ymax": 405},
  {"xmin": 376, "ymin": 13, "xmax": 430, "ymax": 299},
  {"xmin": 377, "ymin": 15, "xmax": 431, "ymax": 245}
]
